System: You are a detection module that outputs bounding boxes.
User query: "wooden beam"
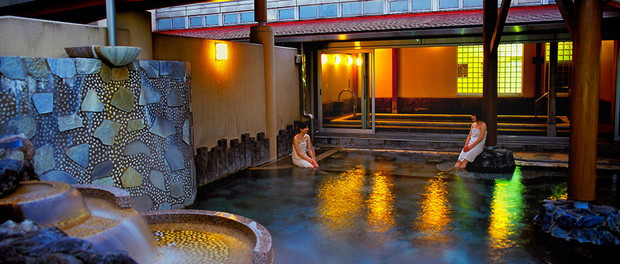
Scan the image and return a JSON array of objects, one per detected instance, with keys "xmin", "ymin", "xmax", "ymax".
[
  {"xmin": 556, "ymin": 0, "xmax": 577, "ymax": 38},
  {"xmin": 490, "ymin": 0, "xmax": 512, "ymax": 54},
  {"xmin": 482, "ymin": 0, "xmax": 499, "ymax": 147}
]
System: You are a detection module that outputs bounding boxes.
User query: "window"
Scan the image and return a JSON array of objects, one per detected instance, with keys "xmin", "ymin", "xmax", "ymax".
[
  {"xmin": 171, "ymin": 17, "xmax": 185, "ymax": 29},
  {"xmin": 342, "ymin": 2, "xmax": 362, "ymax": 16},
  {"xmin": 205, "ymin": 15, "xmax": 219, "ymax": 26},
  {"xmin": 157, "ymin": 19, "xmax": 172, "ymax": 30},
  {"xmin": 224, "ymin": 13, "xmax": 238, "ymax": 24},
  {"xmin": 439, "ymin": 0, "xmax": 459, "ymax": 9},
  {"xmin": 300, "ymin": 5, "xmax": 318, "ymax": 19},
  {"xmin": 189, "ymin": 16, "xmax": 203, "ymax": 27},
  {"xmin": 279, "ymin": 8, "xmax": 295, "ymax": 20},
  {"xmin": 320, "ymin": 4, "xmax": 338, "ymax": 18},
  {"xmin": 457, "ymin": 44, "xmax": 523, "ymax": 95},
  {"xmin": 267, "ymin": 10, "xmax": 278, "ymax": 21},
  {"xmin": 463, "ymin": 0, "xmax": 483, "ymax": 8},
  {"xmin": 364, "ymin": 0, "xmax": 384, "ymax": 14},
  {"xmin": 546, "ymin": 42, "xmax": 573, "ymax": 92},
  {"xmin": 240, "ymin": 12, "xmax": 254, "ymax": 23},
  {"xmin": 390, "ymin": 0, "xmax": 409, "ymax": 12},
  {"xmin": 412, "ymin": 0, "xmax": 432, "ymax": 10}
]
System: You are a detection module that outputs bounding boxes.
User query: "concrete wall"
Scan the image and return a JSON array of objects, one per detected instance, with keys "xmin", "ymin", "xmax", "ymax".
[
  {"xmin": 0, "ymin": 16, "xmax": 130, "ymax": 58},
  {"xmin": 275, "ymin": 47, "xmax": 302, "ymax": 128},
  {"xmin": 153, "ymin": 34, "xmax": 300, "ymax": 150}
]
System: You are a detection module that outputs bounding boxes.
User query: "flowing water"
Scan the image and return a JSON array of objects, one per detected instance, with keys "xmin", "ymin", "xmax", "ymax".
[{"xmin": 191, "ymin": 150, "xmax": 620, "ymax": 264}]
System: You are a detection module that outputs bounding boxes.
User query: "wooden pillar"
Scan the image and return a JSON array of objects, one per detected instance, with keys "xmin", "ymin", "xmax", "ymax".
[
  {"xmin": 568, "ymin": 0, "xmax": 602, "ymax": 201},
  {"xmin": 251, "ymin": 0, "xmax": 277, "ymax": 160},
  {"xmin": 482, "ymin": 0, "xmax": 499, "ymax": 147},
  {"xmin": 547, "ymin": 42, "xmax": 558, "ymax": 136},
  {"xmin": 391, "ymin": 49, "xmax": 400, "ymax": 114}
]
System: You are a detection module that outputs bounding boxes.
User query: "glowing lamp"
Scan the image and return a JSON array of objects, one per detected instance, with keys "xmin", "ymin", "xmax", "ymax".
[
  {"xmin": 347, "ymin": 56, "xmax": 353, "ymax": 65},
  {"xmin": 356, "ymin": 58, "xmax": 363, "ymax": 66},
  {"xmin": 321, "ymin": 54, "xmax": 328, "ymax": 64},
  {"xmin": 215, "ymin": 43, "xmax": 228, "ymax": 60},
  {"xmin": 335, "ymin": 55, "xmax": 342, "ymax": 65}
]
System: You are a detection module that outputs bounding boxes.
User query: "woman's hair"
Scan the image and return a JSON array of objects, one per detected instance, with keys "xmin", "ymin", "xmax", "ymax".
[
  {"xmin": 296, "ymin": 122, "xmax": 308, "ymax": 130},
  {"xmin": 472, "ymin": 111, "xmax": 485, "ymax": 122}
]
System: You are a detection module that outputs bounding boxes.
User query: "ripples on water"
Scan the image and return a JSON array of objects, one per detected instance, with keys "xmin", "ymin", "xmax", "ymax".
[{"xmin": 191, "ymin": 150, "xmax": 620, "ymax": 264}]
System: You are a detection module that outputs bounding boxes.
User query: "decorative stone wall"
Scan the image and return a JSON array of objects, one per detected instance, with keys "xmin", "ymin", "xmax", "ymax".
[
  {"xmin": 195, "ymin": 125, "xmax": 296, "ymax": 187},
  {"xmin": 0, "ymin": 56, "xmax": 194, "ymax": 212},
  {"xmin": 534, "ymin": 199, "xmax": 620, "ymax": 245}
]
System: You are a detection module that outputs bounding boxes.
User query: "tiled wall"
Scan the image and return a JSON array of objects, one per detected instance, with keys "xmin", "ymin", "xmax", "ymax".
[{"xmin": 0, "ymin": 56, "xmax": 194, "ymax": 212}]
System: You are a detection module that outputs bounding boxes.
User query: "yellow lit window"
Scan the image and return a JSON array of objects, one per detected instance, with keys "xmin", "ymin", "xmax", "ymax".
[
  {"xmin": 457, "ymin": 44, "xmax": 523, "ymax": 95},
  {"xmin": 545, "ymin": 42, "xmax": 572, "ymax": 93}
]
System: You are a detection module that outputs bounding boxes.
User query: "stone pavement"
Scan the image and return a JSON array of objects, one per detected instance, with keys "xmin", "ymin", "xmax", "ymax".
[{"xmin": 514, "ymin": 151, "xmax": 620, "ymax": 170}]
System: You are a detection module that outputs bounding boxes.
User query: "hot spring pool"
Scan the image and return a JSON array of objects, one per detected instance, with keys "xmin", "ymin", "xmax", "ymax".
[{"xmin": 190, "ymin": 149, "xmax": 620, "ymax": 264}]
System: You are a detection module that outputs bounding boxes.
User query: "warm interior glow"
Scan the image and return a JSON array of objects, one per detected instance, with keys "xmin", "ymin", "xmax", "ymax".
[
  {"xmin": 215, "ymin": 43, "xmax": 228, "ymax": 60},
  {"xmin": 347, "ymin": 56, "xmax": 353, "ymax": 65},
  {"xmin": 334, "ymin": 55, "xmax": 342, "ymax": 65},
  {"xmin": 321, "ymin": 54, "xmax": 328, "ymax": 64}
]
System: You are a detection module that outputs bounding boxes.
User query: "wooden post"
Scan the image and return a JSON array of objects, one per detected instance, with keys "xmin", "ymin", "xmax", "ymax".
[
  {"xmin": 392, "ymin": 49, "xmax": 400, "ymax": 114},
  {"xmin": 548, "ymin": 42, "xmax": 558, "ymax": 137},
  {"xmin": 568, "ymin": 0, "xmax": 602, "ymax": 201}
]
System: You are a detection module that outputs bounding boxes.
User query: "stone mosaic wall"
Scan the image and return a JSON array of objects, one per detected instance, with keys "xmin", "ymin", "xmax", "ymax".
[{"xmin": 0, "ymin": 56, "xmax": 194, "ymax": 212}]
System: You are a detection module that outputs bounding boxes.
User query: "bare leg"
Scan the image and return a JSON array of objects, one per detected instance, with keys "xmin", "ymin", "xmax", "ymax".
[
  {"xmin": 459, "ymin": 160, "xmax": 469, "ymax": 168},
  {"xmin": 454, "ymin": 160, "xmax": 462, "ymax": 168}
]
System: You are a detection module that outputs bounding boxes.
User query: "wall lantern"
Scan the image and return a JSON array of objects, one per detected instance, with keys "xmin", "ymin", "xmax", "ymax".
[
  {"xmin": 215, "ymin": 43, "xmax": 228, "ymax": 60},
  {"xmin": 321, "ymin": 54, "xmax": 328, "ymax": 64},
  {"xmin": 356, "ymin": 57, "xmax": 363, "ymax": 66}
]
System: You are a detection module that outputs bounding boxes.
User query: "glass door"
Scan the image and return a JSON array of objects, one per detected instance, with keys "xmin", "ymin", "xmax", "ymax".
[{"xmin": 319, "ymin": 51, "xmax": 374, "ymax": 133}]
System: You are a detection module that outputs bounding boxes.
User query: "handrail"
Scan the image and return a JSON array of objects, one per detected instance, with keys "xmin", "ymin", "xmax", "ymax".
[
  {"xmin": 535, "ymin": 91, "xmax": 549, "ymax": 103},
  {"xmin": 338, "ymin": 89, "xmax": 357, "ymax": 117}
]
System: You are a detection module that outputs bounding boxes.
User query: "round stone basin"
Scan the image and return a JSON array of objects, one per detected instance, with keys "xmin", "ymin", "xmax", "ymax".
[{"xmin": 143, "ymin": 210, "xmax": 273, "ymax": 264}]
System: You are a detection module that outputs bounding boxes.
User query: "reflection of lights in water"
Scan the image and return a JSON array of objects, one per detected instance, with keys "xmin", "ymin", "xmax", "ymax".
[
  {"xmin": 317, "ymin": 165, "xmax": 365, "ymax": 232},
  {"xmin": 367, "ymin": 171, "xmax": 395, "ymax": 233},
  {"xmin": 415, "ymin": 177, "xmax": 451, "ymax": 244},
  {"xmin": 547, "ymin": 184, "xmax": 568, "ymax": 200},
  {"xmin": 153, "ymin": 230, "xmax": 229, "ymax": 264},
  {"xmin": 488, "ymin": 168, "xmax": 526, "ymax": 262}
]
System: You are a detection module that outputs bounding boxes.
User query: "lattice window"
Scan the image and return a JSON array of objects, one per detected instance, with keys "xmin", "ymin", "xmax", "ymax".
[
  {"xmin": 457, "ymin": 44, "xmax": 523, "ymax": 95},
  {"xmin": 545, "ymin": 42, "xmax": 572, "ymax": 93}
]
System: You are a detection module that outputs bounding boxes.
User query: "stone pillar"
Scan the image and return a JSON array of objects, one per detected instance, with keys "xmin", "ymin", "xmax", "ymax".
[
  {"xmin": 568, "ymin": 0, "xmax": 602, "ymax": 202},
  {"xmin": 116, "ymin": 10, "xmax": 153, "ymax": 60},
  {"xmin": 251, "ymin": 0, "xmax": 277, "ymax": 160}
]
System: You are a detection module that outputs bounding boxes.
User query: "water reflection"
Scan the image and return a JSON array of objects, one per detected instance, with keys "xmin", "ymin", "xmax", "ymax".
[
  {"xmin": 366, "ymin": 171, "xmax": 395, "ymax": 234},
  {"xmin": 414, "ymin": 177, "xmax": 452, "ymax": 246},
  {"xmin": 317, "ymin": 165, "xmax": 365, "ymax": 233},
  {"xmin": 488, "ymin": 168, "xmax": 526, "ymax": 263}
]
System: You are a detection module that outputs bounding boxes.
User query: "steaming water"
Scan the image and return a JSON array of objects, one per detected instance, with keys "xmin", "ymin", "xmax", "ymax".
[{"xmin": 191, "ymin": 150, "xmax": 620, "ymax": 264}]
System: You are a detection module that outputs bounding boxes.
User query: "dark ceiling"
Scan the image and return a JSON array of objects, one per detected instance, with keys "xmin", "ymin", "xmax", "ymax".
[{"xmin": 0, "ymin": 0, "xmax": 217, "ymax": 24}]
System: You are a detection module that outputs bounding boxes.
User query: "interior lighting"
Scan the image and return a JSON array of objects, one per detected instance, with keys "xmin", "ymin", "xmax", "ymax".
[
  {"xmin": 356, "ymin": 58, "xmax": 363, "ymax": 66},
  {"xmin": 335, "ymin": 55, "xmax": 342, "ymax": 65},
  {"xmin": 215, "ymin": 43, "xmax": 228, "ymax": 60},
  {"xmin": 321, "ymin": 54, "xmax": 328, "ymax": 64},
  {"xmin": 347, "ymin": 56, "xmax": 353, "ymax": 65}
]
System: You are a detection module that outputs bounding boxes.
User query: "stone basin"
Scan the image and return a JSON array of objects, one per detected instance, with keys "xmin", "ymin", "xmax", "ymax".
[
  {"xmin": 65, "ymin": 45, "xmax": 141, "ymax": 67},
  {"xmin": 143, "ymin": 210, "xmax": 274, "ymax": 264},
  {"xmin": 0, "ymin": 181, "xmax": 273, "ymax": 263}
]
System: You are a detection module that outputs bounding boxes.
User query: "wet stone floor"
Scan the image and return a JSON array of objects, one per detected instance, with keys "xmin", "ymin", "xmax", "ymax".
[{"xmin": 190, "ymin": 150, "xmax": 620, "ymax": 264}]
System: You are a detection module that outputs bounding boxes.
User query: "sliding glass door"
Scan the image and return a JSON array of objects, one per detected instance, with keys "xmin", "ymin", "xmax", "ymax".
[{"xmin": 318, "ymin": 50, "xmax": 374, "ymax": 133}]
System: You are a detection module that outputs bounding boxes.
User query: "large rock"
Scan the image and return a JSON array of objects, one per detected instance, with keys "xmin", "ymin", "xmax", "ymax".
[
  {"xmin": 466, "ymin": 148, "xmax": 516, "ymax": 173},
  {"xmin": 0, "ymin": 160, "xmax": 37, "ymax": 197}
]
